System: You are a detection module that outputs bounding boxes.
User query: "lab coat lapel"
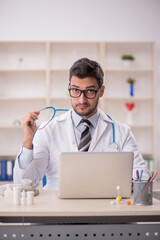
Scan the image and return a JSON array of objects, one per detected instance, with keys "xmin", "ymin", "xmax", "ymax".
[
  {"xmin": 57, "ymin": 110, "xmax": 77, "ymax": 151},
  {"xmin": 89, "ymin": 111, "xmax": 109, "ymax": 152},
  {"xmin": 66, "ymin": 110, "xmax": 78, "ymax": 151}
]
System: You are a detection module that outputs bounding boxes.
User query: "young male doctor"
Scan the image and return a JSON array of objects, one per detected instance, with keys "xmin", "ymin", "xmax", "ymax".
[{"xmin": 14, "ymin": 58, "xmax": 151, "ymax": 189}]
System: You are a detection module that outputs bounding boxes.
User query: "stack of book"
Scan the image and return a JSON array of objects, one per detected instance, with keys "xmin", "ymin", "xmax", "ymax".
[{"xmin": 0, "ymin": 159, "xmax": 15, "ymax": 181}]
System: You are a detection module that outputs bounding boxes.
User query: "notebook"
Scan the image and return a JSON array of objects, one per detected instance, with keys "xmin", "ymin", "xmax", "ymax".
[{"xmin": 57, "ymin": 152, "xmax": 133, "ymax": 199}]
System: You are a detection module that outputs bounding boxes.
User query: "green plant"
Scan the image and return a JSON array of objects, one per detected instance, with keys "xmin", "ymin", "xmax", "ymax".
[{"xmin": 121, "ymin": 55, "xmax": 135, "ymax": 61}]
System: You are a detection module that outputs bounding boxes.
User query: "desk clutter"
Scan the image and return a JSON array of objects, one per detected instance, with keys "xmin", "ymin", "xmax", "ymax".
[
  {"xmin": 133, "ymin": 171, "xmax": 158, "ymax": 206},
  {"xmin": 0, "ymin": 179, "xmax": 39, "ymax": 205},
  {"xmin": 110, "ymin": 186, "xmax": 131, "ymax": 205},
  {"xmin": 0, "ymin": 159, "xmax": 14, "ymax": 181},
  {"xmin": 133, "ymin": 181, "xmax": 153, "ymax": 205},
  {"xmin": 110, "ymin": 171, "xmax": 158, "ymax": 206}
]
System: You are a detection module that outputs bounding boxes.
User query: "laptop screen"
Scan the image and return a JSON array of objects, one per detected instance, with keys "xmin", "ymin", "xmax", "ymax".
[{"xmin": 57, "ymin": 152, "xmax": 133, "ymax": 199}]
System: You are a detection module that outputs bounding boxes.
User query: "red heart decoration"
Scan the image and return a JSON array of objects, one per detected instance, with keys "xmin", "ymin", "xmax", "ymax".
[{"xmin": 126, "ymin": 103, "xmax": 134, "ymax": 111}]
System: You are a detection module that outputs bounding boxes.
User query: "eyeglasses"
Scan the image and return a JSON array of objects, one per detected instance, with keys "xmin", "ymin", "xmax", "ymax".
[
  {"xmin": 37, "ymin": 107, "xmax": 69, "ymax": 130},
  {"xmin": 68, "ymin": 88, "xmax": 100, "ymax": 99}
]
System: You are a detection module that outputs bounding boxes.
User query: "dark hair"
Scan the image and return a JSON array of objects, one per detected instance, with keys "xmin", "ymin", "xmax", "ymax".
[{"xmin": 69, "ymin": 58, "xmax": 104, "ymax": 88}]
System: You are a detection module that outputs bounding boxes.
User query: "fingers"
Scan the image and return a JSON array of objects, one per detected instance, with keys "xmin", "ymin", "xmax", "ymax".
[{"xmin": 21, "ymin": 111, "xmax": 40, "ymax": 128}]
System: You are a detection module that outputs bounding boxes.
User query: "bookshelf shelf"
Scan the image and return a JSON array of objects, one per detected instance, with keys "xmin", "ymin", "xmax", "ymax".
[
  {"xmin": 104, "ymin": 97, "xmax": 153, "ymax": 101},
  {"xmin": 105, "ymin": 69, "xmax": 153, "ymax": 72}
]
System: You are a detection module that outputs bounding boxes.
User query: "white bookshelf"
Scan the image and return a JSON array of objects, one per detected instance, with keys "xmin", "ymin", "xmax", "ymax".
[
  {"xmin": 101, "ymin": 42, "xmax": 156, "ymax": 171},
  {"xmin": 0, "ymin": 41, "xmax": 156, "ymax": 173}
]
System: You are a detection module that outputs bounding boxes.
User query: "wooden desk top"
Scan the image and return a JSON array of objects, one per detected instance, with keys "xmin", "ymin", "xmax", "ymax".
[{"xmin": 0, "ymin": 190, "xmax": 160, "ymax": 218}]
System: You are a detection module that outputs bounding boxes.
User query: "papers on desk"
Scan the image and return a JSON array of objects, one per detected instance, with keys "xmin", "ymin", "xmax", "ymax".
[{"xmin": 0, "ymin": 159, "xmax": 14, "ymax": 181}]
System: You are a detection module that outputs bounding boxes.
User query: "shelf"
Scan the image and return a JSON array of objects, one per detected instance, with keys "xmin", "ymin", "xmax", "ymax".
[
  {"xmin": 142, "ymin": 152, "xmax": 154, "ymax": 157},
  {"xmin": 0, "ymin": 97, "xmax": 46, "ymax": 101},
  {"xmin": 50, "ymin": 69, "xmax": 68, "ymax": 72},
  {"xmin": 104, "ymin": 97, "xmax": 153, "ymax": 101},
  {"xmin": 50, "ymin": 97, "xmax": 70, "ymax": 100},
  {"xmin": 130, "ymin": 125, "xmax": 154, "ymax": 128},
  {"xmin": 50, "ymin": 42, "xmax": 100, "ymax": 70},
  {"xmin": 0, "ymin": 126, "xmax": 21, "ymax": 129},
  {"xmin": 0, "ymin": 42, "xmax": 46, "ymax": 71},
  {"xmin": 0, "ymin": 181, "xmax": 14, "ymax": 185},
  {"xmin": 105, "ymin": 69, "xmax": 153, "ymax": 72},
  {"xmin": 0, "ymin": 69, "xmax": 46, "ymax": 72},
  {"xmin": 0, "ymin": 152, "xmax": 17, "ymax": 157}
]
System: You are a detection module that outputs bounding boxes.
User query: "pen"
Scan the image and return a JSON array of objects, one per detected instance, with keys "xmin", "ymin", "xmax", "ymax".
[
  {"xmin": 147, "ymin": 176, "xmax": 152, "ymax": 183},
  {"xmin": 136, "ymin": 170, "xmax": 139, "ymax": 181},
  {"xmin": 142, "ymin": 176, "xmax": 151, "ymax": 192},
  {"xmin": 138, "ymin": 170, "xmax": 143, "ymax": 182},
  {"xmin": 142, "ymin": 172, "xmax": 158, "ymax": 194},
  {"xmin": 150, "ymin": 172, "xmax": 158, "ymax": 182}
]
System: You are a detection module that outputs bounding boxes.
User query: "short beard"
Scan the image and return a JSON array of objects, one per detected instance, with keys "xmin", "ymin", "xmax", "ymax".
[{"xmin": 72, "ymin": 99, "xmax": 99, "ymax": 118}]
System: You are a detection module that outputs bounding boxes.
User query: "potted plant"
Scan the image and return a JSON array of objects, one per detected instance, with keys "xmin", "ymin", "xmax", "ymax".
[{"xmin": 121, "ymin": 55, "xmax": 135, "ymax": 68}]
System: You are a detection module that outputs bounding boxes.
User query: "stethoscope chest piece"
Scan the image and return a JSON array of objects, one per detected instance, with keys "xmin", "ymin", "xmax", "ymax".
[{"xmin": 110, "ymin": 142, "xmax": 119, "ymax": 150}]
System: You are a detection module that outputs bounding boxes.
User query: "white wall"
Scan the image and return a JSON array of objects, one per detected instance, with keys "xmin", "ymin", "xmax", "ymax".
[
  {"xmin": 0, "ymin": 0, "xmax": 160, "ymax": 42},
  {"xmin": 0, "ymin": 0, "xmax": 160, "ymax": 170}
]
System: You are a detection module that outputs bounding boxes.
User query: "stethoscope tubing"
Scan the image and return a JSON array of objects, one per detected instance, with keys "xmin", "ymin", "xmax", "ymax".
[{"xmin": 40, "ymin": 107, "xmax": 116, "ymax": 144}]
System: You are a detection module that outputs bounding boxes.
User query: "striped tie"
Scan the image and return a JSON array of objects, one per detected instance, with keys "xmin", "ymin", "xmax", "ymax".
[{"xmin": 78, "ymin": 119, "xmax": 91, "ymax": 152}]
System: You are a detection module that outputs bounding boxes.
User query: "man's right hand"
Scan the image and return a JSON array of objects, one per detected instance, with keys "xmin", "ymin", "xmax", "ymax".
[{"xmin": 21, "ymin": 111, "xmax": 40, "ymax": 149}]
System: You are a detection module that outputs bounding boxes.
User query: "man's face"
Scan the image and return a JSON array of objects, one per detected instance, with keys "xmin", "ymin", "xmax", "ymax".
[{"xmin": 69, "ymin": 76, "xmax": 105, "ymax": 118}]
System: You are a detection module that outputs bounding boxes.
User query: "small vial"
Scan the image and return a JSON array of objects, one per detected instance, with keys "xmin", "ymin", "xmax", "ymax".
[
  {"xmin": 27, "ymin": 191, "xmax": 34, "ymax": 205},
  {"xmin": 13, "ymin": 186, "xmax": 21, "ymax": 205}
]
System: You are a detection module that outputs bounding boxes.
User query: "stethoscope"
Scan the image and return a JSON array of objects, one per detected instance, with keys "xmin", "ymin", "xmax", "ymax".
[
  {"xmin": 39, "ymin": 107, "xmax": 118, "ymax": 150},
  {"xmin": 106, "ymin": 114, "xmax": 119, "ymax": 150}
]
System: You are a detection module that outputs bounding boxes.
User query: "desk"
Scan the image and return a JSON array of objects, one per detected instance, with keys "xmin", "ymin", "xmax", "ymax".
[{"xmin": 0, "ymin": 190, "xmax": 160, "ymax": 240}]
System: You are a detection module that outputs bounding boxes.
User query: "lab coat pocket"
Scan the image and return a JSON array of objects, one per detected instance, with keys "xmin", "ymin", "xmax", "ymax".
[{"xmin": 102, "ymin": 144, "xmax": 119, "ymax": 152}]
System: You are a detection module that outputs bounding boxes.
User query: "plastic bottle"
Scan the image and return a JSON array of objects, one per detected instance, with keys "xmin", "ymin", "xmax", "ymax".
[
  {"xmin": 4, "ymin": 184, "xmax": 13, "ymax": 205},
  {"xmin": 27, "ymin": 191, "xmax": 34, "ymax": 205},
  {"xmin": 13, "ymin": 186, "xmax": 21, "ymax": 205}
]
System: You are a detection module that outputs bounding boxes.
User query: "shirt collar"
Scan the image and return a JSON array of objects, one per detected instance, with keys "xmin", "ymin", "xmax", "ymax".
[{"xmin": 71, "ymin": 108, "xmax": 100, "ymax": 128}]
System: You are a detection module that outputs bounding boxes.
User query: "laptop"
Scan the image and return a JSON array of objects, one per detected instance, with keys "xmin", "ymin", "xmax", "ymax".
[{"xmin": 57, "ymin": 152, "xmax": 133, "ymax": 199}]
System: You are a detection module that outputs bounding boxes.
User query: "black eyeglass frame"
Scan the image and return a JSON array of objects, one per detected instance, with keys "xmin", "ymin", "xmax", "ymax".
[{"xmin": 68, "ymin": 87, "xmax": 101, "ymax": 99}]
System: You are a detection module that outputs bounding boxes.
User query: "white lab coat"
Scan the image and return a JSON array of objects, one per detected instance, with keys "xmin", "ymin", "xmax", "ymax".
[{"xmin": 14, "ymin": 109, "xmax": 151, "ymax": 189}]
